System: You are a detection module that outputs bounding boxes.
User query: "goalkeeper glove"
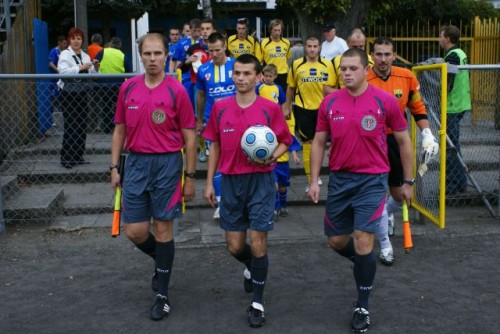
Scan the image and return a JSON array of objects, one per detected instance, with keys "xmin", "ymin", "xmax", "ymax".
[{"xmin": 421, "ymin": 128, "xmax": 439, "ymax": 164}]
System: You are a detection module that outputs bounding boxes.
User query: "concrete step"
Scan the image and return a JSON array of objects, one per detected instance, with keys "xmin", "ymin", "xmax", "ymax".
[
  {"xmin": 3, "ymin": 185, "xmax": 64, "ymax": 223},
  {"xmin": 2, "ymin": 175, "xmax": 496, "ymax": 224},
  {"xmin": 2, "ymin": 145, "xmax": 498, "ymax": 185},
  {"xmin": 1, "ymin": 175, "xmax": 18, "ymax": 201},
  {"xmin": 1, "ymin": 176, "xmax": 327, "ymax": 221}
]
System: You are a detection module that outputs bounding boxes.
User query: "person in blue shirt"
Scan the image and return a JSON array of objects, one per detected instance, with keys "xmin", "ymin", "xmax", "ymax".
[
  {"xmin": 170, "ymin": 18, "xmax": 202, "ymax": 107},
  {"xmin": 196, "ymin": 32, "xmax": 236, "ymax": 221},
  {"xmin": 48, "ymin": 35, "xmax": 68, "ymax": 123},
  {"xmin": 48, "ymin": 35, "xmax": 67, "ymax": 74},
  {"xmin": 166, "ymin": 27, "xmax": 180, "ymax": 72}
]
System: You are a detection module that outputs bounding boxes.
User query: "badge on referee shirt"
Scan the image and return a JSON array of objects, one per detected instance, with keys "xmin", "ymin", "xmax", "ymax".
[
  {"xmin": 361, "ymin": 115, "xmax": 377, "ymax": 131},
  {"xmin": 152, "ymin": 109, "xmax": 166, "ymax": 124}
]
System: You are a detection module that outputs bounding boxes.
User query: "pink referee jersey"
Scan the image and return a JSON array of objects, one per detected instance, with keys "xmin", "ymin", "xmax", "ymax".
[
  {"xmin": 115, "ymin": 75, "xmax": 196, "ymax": 153},
  {"xmin": 202, "ymin": 96, "xmax": 292, "ymax": 175},
  {"xmin": 317, "ymin": 85, "xmax": 407, "ymax": 174}
]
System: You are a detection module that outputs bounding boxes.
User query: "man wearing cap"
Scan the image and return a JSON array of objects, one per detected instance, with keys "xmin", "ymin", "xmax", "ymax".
[{"xmin": 320, "ymin": 23, "xmax": 348, "ymax": 61}]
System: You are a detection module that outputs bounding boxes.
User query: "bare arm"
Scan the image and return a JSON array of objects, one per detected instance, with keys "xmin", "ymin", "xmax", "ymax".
[
  {"xmin": 307, "ymin": 131, "xmax": 328, "ymax": 203},
  {"xmin": 204, "ymin": 141, "xmax": 220, "ymax": 207},
  {"xmin": 284, "ymin": 86, "xmax": 295, "ymax": 118},
  {"xmin": 415, "ymin": 119, "xmax": 431, "ymax": 131},
  {"xmin": 181, "ymin": 128, "xmax": 197, "ymax": 202},
  {"xmin": 110, "ymin": 124, "xmax": 126, "ymax": 189},
  {"xmin": 169, "ymin": 59, "xmax": 177, "ymax": 74},
  {"xmin": 393, "ymin": 129, "xmax": 414, "ymax": 202},
  {"xmin": 49, "ymin": 62, "xmax": 58, "ymax": 73},
  {"xmin": 196, "ymin": 90, "xmax": 206, "ymax": 133},
  {"xmin": 323, "ymin": 85, "xmax": 336, "ymax": 96}
]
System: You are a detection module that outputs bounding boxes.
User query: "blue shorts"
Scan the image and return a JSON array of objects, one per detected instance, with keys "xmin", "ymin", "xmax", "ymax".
[
  {"xmin": 122, "ymin": 152, "xmax": 183, "ymax": 223},
  {"xmin": 274, "ymin": 162, "xmax": 291, "ymax": 187},
  {"xmin": 324, "ymin": 171, "xmax": 388, "ymax": 236},
  {"xmin": 220, "ymin": 172, "xmax": 275, "ymax": 232}
]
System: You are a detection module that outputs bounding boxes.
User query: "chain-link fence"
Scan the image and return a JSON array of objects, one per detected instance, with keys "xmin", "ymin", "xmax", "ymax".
[
  {"xmin": 0, "ymin": 74, "xmax": 136, "ymax": 223},
  {"xmin": 1, "ymin": 71, "xmax": 498, "ymax": 226},
  {"xmin": 412, "ymin": 64, "xmax": 500, "ymax": 227}
]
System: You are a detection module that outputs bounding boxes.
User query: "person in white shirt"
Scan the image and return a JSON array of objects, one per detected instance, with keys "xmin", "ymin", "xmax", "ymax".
[
  {"xmin": 57, "ymin": 27, "xmax": 98, "ymax": 169},
  {"xmin": 320, "ymin": 23, "xmax": 348, "ymax": 61}
]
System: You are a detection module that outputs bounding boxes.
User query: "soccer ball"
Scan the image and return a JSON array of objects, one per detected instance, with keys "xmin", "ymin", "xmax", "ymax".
[{"xmin": 241, "ymin": 125, "xmax": 278, "ymax": 161}]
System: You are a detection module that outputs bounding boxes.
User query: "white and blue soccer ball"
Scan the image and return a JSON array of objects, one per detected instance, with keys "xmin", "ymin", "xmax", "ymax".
[{"xmin": 241, "ymin": 125, "xmax": 278, "ymax": 161}]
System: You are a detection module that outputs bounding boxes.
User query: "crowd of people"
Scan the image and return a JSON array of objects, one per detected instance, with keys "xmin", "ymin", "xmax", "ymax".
[
  {"xmin": 49, "ymin": 31, "xmax": 131, "ymax": 168},
  {"xmin": 50, "ymin": 18, "xmax": 470, "ymax": 332}
]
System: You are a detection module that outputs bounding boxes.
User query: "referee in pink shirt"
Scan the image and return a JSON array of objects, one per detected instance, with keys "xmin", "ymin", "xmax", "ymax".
[
  {"xmin": 110, "ymin": 33, "xmax": 197, "ymax": 321},
  {"xmin": 308, "ymin": 48, "xmax": 414, "ymax": 333},
  {"xmin": 203, "ymin": 54, "xmax": 292, "ymax": 328}
]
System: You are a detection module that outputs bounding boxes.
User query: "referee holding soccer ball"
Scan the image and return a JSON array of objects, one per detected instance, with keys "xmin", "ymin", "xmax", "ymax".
[{"xmin": 203, "ymin": 54, "xmax": 292, "ymax": 328}]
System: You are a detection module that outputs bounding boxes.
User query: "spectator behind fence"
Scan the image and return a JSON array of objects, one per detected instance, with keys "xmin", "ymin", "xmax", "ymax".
[
  {"xmin": 57, "ymin": 27, "xmax": 99, "ymax": 169},
  {"xmin": 320, "ymin": 23, "xmax": 348, "ymax": 61},
  {"xmin": 49, "ymin": 35, "xmax": 68, "ymax": 74},
  {"xmin": 48, "ymin": 35, "xmax": 68, "ymax": 124},
  {"xmin": 439, "ymin": 25, "xmax": 471, "ymax": 195},
  {"xmin": 87, "ymin": 33, "xmax": 103, "ymax": 61},
  {"xmin": 94, "ymin": 37, "xmax": 132, "ymax": 134}
]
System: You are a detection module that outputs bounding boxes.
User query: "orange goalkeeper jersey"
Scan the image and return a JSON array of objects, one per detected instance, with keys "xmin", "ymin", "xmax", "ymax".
[{"xmin": 367, "ymin": 66, "xmax": 427, "ymax": 134}]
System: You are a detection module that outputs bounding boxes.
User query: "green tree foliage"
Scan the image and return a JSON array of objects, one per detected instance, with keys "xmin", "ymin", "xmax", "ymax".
[
  {"xmin": 367, "ymin": 0, "xmax": 499, "ymax": 24},
  {"xmin": 277, "ymin": 0, "xmax": 499, "ymax": 34}
]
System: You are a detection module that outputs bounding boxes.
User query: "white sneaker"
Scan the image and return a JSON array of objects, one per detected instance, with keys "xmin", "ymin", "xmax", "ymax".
[
  {"xmin": 379, "ymin": 247, "xmax": 394, "ymax": 266},
  {"xmin": 318, "ymin": 178, "xmax": 323, "ymax": 186},
  {"xmin": 213, "ymin": 207, "xmax": 220, "ymax": 221},
  {"xmin": 198, "ymin": 149, "xmax": 208, "ymax": 162},
  {"xmin": 388, "ymin": 213, "xmax": 395, "ymax": 236}
]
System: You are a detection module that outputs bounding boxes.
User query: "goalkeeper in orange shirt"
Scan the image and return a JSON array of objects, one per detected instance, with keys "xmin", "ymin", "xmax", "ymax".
[{"xmin": 367, "ymin": 37, "xmax": 439, "ymax": 266}]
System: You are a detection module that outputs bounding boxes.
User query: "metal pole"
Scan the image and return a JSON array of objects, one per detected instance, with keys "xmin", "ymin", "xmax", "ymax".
[
  {"xmin": 0, "ymin": 176, "xmax": 5, "ymax": 234},
  {"xmin": 4, "ymin": 1, "xmax": 11, "ymax": 33}
]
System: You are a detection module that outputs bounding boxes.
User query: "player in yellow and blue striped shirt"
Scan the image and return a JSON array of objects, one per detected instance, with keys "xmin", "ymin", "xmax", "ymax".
[{"xmin": 256, "ymin": 64, "xmax": 301, "ymax": 218}]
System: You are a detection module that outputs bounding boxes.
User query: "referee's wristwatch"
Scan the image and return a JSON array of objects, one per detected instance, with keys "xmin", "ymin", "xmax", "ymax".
[
  {"xmin": 184, "ymin": 171, "xmax": 197, "ymax": 179},
  {"xmin": 403, "ymin": 178, "xmax": 415, "ymax": 186},
  {"xmin": 109, "ymin": 164, "xmax": 119, "ymax": 171}
]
